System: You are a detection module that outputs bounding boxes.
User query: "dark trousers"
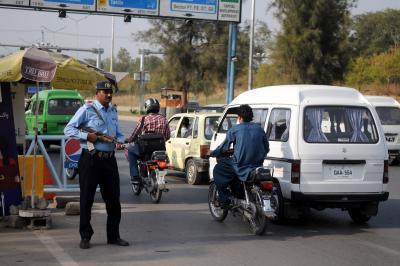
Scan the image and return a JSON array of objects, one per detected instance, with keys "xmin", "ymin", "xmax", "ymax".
[
  {"xmin": 78, "ymin": 150, "xmax": 121, "ymax": 241},
  {"xmin": 213, "ymin": 159, "xmax": 241, "ymax": 203}
]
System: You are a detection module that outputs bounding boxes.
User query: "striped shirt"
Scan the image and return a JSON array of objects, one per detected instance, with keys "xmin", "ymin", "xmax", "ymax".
[{"xmin": 127, "ymin": 113, "xmax": 170, "ymax": 142}]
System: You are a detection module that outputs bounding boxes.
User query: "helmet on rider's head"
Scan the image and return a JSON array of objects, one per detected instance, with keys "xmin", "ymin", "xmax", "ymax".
[{"xmin": 145, "ymin": 98, "xmax": 160, "ymax": 114}]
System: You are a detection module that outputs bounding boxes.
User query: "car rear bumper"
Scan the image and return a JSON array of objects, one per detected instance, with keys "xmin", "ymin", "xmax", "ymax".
[
  {"xmin": 291, "ymin": 191, "xmax": 389, "ymax": 203},
  {"xmin": 194, "ymin": 158, "xmax": 209, "ymax": 172}
]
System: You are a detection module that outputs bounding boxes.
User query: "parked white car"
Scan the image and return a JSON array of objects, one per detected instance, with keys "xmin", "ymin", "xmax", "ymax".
[
  {"xmin": 365, "ymin": 96, "xmax": 400, "ymax": 165},
  {"xmin": 210, "ymin": 85, "xmax": 389, "ymax": 224}
]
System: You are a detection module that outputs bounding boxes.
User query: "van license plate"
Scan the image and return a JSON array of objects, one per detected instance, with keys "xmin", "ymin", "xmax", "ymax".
[
  {"xmin": 332, "ymin": 168, "xmax": 352, "ymax": 178},
  {"xmin": 386, "ymin": 136, "xmax": 395, "ymax": 142}
]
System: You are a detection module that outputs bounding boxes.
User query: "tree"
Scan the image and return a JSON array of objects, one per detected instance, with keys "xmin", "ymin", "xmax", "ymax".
[
  {"xmin": 350, "ymin": 9, "xmax": 400, "ymax": 57},
  {"xmin": 135, "ymin": 19, "xmax": 251, "ymax": 101},
  {"xmin": 269, "ymin": 0, "xmax": 355, "ymax": 84}
]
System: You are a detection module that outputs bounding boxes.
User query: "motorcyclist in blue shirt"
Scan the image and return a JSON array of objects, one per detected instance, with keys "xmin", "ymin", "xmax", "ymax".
[{"xmin": 210, "ymin": 104, "xmax": 269, "ymax": 208}]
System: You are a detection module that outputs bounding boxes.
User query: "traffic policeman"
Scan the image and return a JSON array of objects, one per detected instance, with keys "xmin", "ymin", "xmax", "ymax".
[{"xmin": 64, "ymin": 81, "xmax": 128, "ymax": 249}]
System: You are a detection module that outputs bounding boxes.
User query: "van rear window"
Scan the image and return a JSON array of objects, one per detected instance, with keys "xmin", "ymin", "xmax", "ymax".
[
  {"xmin": 375, "ymin": 107, "xmax": 400, "ymax": 125},
  {"xmin": 303, "ymin": 106, "xmax": 379, "ymax": 143},
  {"xmin": 48, "ymin": 99, "xmax": 82, "ymax": 115}
]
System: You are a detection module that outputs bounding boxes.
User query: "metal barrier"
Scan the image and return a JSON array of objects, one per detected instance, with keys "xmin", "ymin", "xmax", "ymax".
[{"xmin": 25, "ymin": 135, "xmax": 80, "ymax": 192}]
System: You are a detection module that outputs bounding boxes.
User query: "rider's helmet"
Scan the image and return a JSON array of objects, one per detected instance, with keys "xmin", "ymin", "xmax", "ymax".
[{"xmin": 145, "ymin": 98, "xmax": 160, "ymax": 114}]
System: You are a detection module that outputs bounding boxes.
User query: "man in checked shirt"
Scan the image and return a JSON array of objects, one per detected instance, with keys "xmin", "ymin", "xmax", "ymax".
[{"xmin": 125, "ymin": 98, "xmax": 170, "ymax": 184}]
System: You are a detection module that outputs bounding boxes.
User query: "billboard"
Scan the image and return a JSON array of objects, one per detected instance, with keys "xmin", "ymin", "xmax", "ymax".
[{"xmin": 0, "ymin": 0, "xmax": 242, "ymax": 23}]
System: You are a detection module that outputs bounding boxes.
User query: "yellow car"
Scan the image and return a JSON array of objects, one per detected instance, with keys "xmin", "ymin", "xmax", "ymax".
[{"xmin": 166, "ymin": 112, "xmax": 222, "ymax": 185}]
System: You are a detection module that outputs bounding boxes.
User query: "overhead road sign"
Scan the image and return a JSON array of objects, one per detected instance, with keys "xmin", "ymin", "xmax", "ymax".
[
  {"xmin": 0, "ymin": 0, "xmax": 242, "ymax": 23},
  {"xmin": 97, "ymin": 0, "xmax": 158, "ymax": 16},
  {"xmin": 30, "ymin": 0, "xmax": 95, "ymax": 12},
  {"xmin": 0, "ymin": 0, "xmax": 29, "ymax": 7},
  {"xmin": 160, "ymin": 0, "xmax": 218, "ymax": 21}
]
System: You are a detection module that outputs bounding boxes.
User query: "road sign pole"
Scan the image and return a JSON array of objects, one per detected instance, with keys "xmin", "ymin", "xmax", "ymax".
[{"xmin": 226, "ymin": 23, "xmax": 237, "ymax": 104}]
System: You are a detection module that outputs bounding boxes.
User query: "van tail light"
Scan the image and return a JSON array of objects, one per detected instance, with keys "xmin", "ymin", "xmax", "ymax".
[
  {"xmin": 200, "ymin": 145, "xmax": 210, "ymax": 159},
  {"xmin": 157, "ymin": 161, "xmax": 168, "ymax": 169},
  {"xmin": 42, "ymin": 122, "xmax": 48, "ymax": 133},
  {"xmin": 291, "ymin": 160, "xmax": 301, "ymax": 184},
  {"xmin": 383, "ymin": 160, "xmax": 389, "ymax": 184},
  {"xmin": 260, "ymin": 181, "xmax": 273, "ymax": 191}
]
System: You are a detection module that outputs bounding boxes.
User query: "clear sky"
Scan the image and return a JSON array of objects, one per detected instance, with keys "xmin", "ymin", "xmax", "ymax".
[{"xmin": 0, "ymin": 0, "xmax": 399, "ymax": 63}]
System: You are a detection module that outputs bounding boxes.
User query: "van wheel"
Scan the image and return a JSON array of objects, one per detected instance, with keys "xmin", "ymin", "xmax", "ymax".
[
  {"xmin": 348, "ymin": 208, "xmax": 371, "ymax": 224},
  {"xmin": 185, "ymin": 159, "xmax": 202, "ymax": 185},
  {"xmin": 270, "ymin": 182, "xmax": 285, "ymax": 224},
  {"xmin": 389, "ymin": 156, "xmax": 399, "ymax": 166}
]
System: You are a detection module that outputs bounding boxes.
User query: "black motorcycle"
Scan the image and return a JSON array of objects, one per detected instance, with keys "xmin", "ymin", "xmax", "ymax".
[
  {"xmin": 131, "ymin": 150, "xmax": 169, "ymax": 203},
  {"xmin": 208, "ymin": 151, "xmax": 277, "ymax": 235}
]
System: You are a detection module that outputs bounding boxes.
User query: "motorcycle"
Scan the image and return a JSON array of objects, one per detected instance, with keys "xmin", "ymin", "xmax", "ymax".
[
  {"xmin": 125, "ymin": 145, "xmax": 169, "ymax": 204},
  {"xmin": 208, "ymin": 151, "xmax": 277, "ymax": 235}
]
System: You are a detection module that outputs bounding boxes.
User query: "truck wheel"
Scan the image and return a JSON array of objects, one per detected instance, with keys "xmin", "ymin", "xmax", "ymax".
[
  {"xmin": 185, "ymin": 159, "xmax": 202, "ymax": 185},
  {"xmin": 348, "ymin": 208, "xmax": 371, "ymax": 224}
]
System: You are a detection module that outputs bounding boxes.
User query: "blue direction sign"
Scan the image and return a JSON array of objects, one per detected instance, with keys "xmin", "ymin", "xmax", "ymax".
[
  {"xmin": 160, "ymin": 0, "xmax": 218, "ymax": 20},
  {"xmin": 97, "ymin": 0, "xmax": 158, "ymax": 15},
  {"xmin": 30, "ymin": 0, "xmax": 95, "ymax": 11},
  {"xmin": 0, "ymin": 0, "xmax": 29, "ymax": 6}
]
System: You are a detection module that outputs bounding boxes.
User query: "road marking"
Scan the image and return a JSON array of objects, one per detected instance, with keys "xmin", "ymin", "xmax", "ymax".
[
  {"xmin": 34, "ymin": 231, "xmax": 78, "ymax": 266},
  {"xmin": 361, "ymin": 241, "xmax": 400, "ymax": 257}
]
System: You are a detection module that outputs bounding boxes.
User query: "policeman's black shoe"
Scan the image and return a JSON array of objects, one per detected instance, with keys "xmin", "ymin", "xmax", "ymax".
[
  {"xmin": 130, "ymin": 176, "xmax": 141, "ymax": 185},
  {"xmin": 79, "ymin": 239, "xmax": 90, "ymax": 249},
  {"xmin": 107, "ymin": 238, "xmax": 130, "ymax": 246}
]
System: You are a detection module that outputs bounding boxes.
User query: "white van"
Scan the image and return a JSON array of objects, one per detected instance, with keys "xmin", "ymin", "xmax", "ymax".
[
  {"xmin": 365, "ymin": 96, "xmax": 400, "ymax": 165},
  {"xmin": 210, "ymin": 85, "xmax": 389, "ymax": 224}
]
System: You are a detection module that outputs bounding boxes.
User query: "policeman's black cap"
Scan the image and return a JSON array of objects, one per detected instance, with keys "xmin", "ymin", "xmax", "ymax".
[{"xmin": 96, "ymin": 81, "xmax": 113, "ymax": 90}]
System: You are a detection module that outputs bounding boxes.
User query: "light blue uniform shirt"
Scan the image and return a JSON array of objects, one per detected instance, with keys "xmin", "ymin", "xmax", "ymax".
[{"xmin": 64, "ymin": 100, "xmax": 124, "ymax": 152}]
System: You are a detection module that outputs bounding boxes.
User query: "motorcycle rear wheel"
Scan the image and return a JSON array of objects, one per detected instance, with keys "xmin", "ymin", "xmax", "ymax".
[
  {"xmin": 131, "ymin": 182, "xmax": 142, "ymax": 196},
  {"xmin": 149, "ymin": 171, "xmax": 162, "ymax": 204},
  {"xmin": 65, "ymin": 168, "xmax": 78, "ymax": 180},
  {"xmin": 208, "ymin": 182, "xmax": 228, "ymax": 222},
  {"xmin": 248, "ymin": 190, "xmax": 267, "ymax": 235}
]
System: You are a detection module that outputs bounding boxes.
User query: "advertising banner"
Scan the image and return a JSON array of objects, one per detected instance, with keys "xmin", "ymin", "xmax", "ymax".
[
  {"xmin": 97, "ymin": 0, "xmax": 158, "ymax": 16},
  {"xmin": 0, "ymin": 83, "xmax": 22, "ymax": 216}
]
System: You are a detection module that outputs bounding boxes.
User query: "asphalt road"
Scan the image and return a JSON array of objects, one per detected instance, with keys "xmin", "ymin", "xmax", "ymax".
[{"xmin": 0, "ymin": 118, "xmax": 399, "ymax": 266}]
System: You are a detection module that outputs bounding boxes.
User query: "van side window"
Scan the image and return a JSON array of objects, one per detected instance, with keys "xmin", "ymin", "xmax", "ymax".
[
  {"xmin": 218, "ymin": 107, "xmax": 238, "ymax": 133},
  {"xmin": 178, "ymin": 117, "xmax": 194, "ymax": 138},
  {"xmin": 31, "ymin": 101, "xmax": 44, "ymax": 115},
  {"xmin": 193, "ymin": 117, "xmax": 199, "ymax": 138},
  {"xmin": 252, "ymin": 109, "xmax": 269, "ymax": 129},
  {"xmin": 168, "ymin": 117, "xmax": 181, "ymax": 138},
  {"xmin": 304, "ymin": 106, "xmax": 379, "ymax": 143},
  {"xmin": 267, "ymin": 108, "xmax": 291, "ymax": 142}
]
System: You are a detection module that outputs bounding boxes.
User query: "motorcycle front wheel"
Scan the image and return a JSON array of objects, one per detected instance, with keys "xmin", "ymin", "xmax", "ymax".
[
  {"xmin": 65, "ymin": 168, "xmax": 78, "ymax": 180},
  {"xmin": 131, "ymin": 182, "xmax": 142, "ymax": 196},
  {"xmin": 149, "ymin": 171, "xmax": 162, "ymax": 204},
  {"xmin": 208, "ymin": 182, "xmax": 228, "ymax": 222},
  {"xmin": 248, "ymin": 189, "xmax": 267, "ymax": 235}
]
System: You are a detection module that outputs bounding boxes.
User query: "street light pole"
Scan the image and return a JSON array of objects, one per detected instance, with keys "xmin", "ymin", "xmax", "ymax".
[
  {"xmin": 247, "ymin": 0, "xmax": 256, "ymax": 91},
  {"xmin": 110, "ymin": 17, "xmax": 115, "ymax": 72}
]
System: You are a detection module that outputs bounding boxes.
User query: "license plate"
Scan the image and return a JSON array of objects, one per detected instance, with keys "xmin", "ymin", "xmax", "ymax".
[
  {"xmin": 332, "ymin": 167, "xmax": 353, "ymax": 178},
  {"xmin": 386, "ymin": 136, "xmax": 396, "ymax": 142}
]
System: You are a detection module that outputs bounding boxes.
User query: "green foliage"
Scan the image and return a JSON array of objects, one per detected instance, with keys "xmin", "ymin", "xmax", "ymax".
[
  {"xmin": 350, "ymin": 9, "xmax": 400, "ymax": 57},
  {"xmin": 268, "ymin": 0, "xmax": 355, "ymax": 84},
  {"xmin": 346, "ymin": 48, "xmax": 400, "ymax": 86}
]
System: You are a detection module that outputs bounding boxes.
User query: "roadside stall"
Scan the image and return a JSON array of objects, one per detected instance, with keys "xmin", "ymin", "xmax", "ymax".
[{"xmin": 0, "ymin": 47, "xmax": 117, "ymax": 216}]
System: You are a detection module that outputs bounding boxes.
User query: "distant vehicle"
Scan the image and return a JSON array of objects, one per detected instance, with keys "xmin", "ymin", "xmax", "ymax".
[
  {"xmin": 366, "ymin": 96, "xmax": 400, "ymax": 165},
  {"xmin": 166, "ymin": 112, "xmax": 222, "ymax": 185},
  {"xmin": 25, "ymin": 89, "xmax": 84, "ymax": 139},
  {"xmin": 210, "ymin": 85, "xmax": 389, "ymax": 224}
]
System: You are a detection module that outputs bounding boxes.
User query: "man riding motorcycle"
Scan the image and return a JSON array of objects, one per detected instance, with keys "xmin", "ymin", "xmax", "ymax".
[
  {"xmin": 125, "ymin": 98, "xmax": 170, "ymax": 184},
  {"xmin": 210, "ymin": 104, "xmax": 269, "ymax": 208}
]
